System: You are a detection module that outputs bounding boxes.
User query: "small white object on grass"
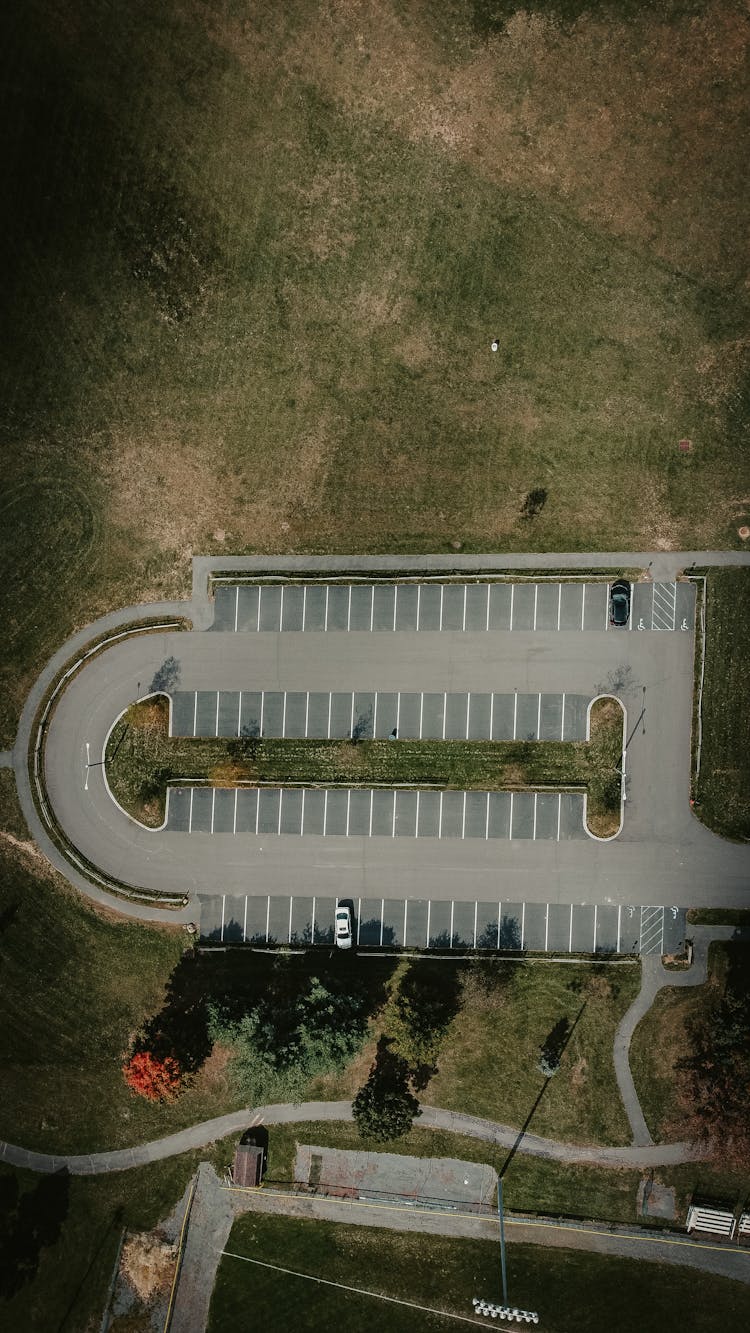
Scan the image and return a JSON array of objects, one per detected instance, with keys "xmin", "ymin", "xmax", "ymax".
[{"xmin": 491, "ymin": 338, "xmax": 499, "ymax": 352}]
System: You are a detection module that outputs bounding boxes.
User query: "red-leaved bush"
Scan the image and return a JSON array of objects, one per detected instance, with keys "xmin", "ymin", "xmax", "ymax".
[{"xmin": 122, "ymin": 1051, "xmax": 182, "ymax": 1101}]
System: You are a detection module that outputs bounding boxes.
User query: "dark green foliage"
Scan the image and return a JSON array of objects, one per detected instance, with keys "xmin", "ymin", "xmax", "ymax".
[
  {"xmin": 694, "ymin": 569, "xmax": 750, "ymax": 840},
  {"xmin": 676, "ymin": 947, "xmax": 750, "ymax": 1167},
  {"xmin": 352, "ymin": 1037, "xmax": 421, "ymax": 1142},
  {"xmin": 390, "ymin": 961, "xmax": 462, "ymax": 1088}
]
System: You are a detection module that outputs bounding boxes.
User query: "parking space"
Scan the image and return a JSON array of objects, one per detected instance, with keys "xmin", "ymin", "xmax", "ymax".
[
  {"xmin": 198, "ymin": 893, "xmax": 684, "ymax": 957},
  {"xmin": 168, "ymin": 689, "xmax": 591, "ymax": 742},
  {"xmin": 166, "ymin": 785, "xmax": 588, "ymax": 840},
  {"xmin": 210, "ymin": 581, "xmax": 694, "ymax": 635}
]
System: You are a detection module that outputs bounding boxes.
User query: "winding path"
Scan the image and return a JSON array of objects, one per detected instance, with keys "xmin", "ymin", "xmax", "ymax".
[{"xmin": 0, "ymin": 1100, "xmax": 702, "ymax": 1178}]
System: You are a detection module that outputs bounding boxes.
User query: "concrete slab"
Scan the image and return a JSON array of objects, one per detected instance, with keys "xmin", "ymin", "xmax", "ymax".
[
  {"xmin": 539, "ymin": 693, "xmax": 564, "ymax": 741},
  {"xmin": 397, "ymin": 692, "xmax": 421, "ymax": 739},
  {"xmin": 371, "ymin": 789, "xmax": 395, "ymax": 836},
  {"xmin": 352, "ymin": 692, "xmax": 375, "ymax": 740},
  {"xmin": 547, "ymin": 902, "xmax": 574, "ymax": 953},
  {"xmin": 325, "ymin": 790, "xmax": 349, "ymax": 836},
  {"xmin": 476, "ymin": 901, "xmax": 500, "ymax": 949},
  {"xmin": 451, "ymin": 900, "xmax": 476, "ymax": 947},
  {"xmin": 439, "ymin": 791, "xmax": 464, "ymax": 838},
  {"xmin": 465, "ymin": 790, "xmax": 489, "ymax": 838},
  {"xmin": 441, "ymin": 584, "xmax": 465, "ymax": 631},
  {"xmin": 468, "ymin": 692, "xmax": 491, "ymax": 740},
  {"xmin": 290, "ymin": 895, "xmax": 313, "ymax": 944},
  {"xmin": 195, "ymin": 691, "xmax": 217, "ymax": 736},
  {"xmin": 211, "ymin": 585, "xmax": 236, "ymax": 631},
  {"xmin": 167, "ymin": 787, "xmax": 191, "ymax": 831},
  {"xmin": 560, "ymin": 582, "xmax": 584, "ymax": 631},
  {"xmin": 510, "ymin": 791, "xmax": 535, "ymax": 838},
  {"xmin": 284, "ymin": 691, "xmax": 308, "ymax": 738},
  {"xmin": 445, "ymin": 692, "xmax": 470, "ymax": 740},
  {"xmin": 261, "ymin": 691, "xmax": 285, "ymax": 738},
  {"xmin": 488, "ymin": 791, "xmax": 511, "ymax": 838},
  {"xmin": 190, "ymin": 788, "xmax": 213, "ymax": 832},
  {"xmin": 573, "ymin": 904, "xmax": 596, "ymax": 953},
  {"xmin": 326, "ymin": 585, "xmax": 349, "ymax": 631},
  {"xmin": 535, "ymin": 582, "xmax": 560, "ymax": 631},
  {"xmin": 511, "ymin": 582, "xmax": 535, "ymax": 631},
  {"xmin": 488, "ymin": 582, "xmax": 511, "ymax": 629},
  {"xmin": 213, "ymin": 789, "xmax": 236, "ymax": 833},
  {"xmin": 304, "ymin": 585, "xmax": 326, "ymax": 631},
  {"xmin": 465, "ymin": 583, "xmax": 490, "ymax": 631},
  {"xmin": 595, "ymin": 904, "xmax": 619, "ymax": 954},
  {"xmin": 306, "ymin": 692, "xmax": 329, "ymax": 737},
  {"xmin": 383, "ymin": 898, "xmax": 404, "ymax": 947},
  {"xmin": 239, "ymin": 691, "xmax": 262, "ymax": 737},
  {"xmin": 515, "ymin": 693, "xmax": 539, "ymax": 741},
  {"xmin": 302, "ymin": 789, "xmax": 325, "ymax": 834},
  {"xmin": 417, "ymin": 790, "xmax": 440, "ymax": 838},
  {"xmin": 395, "ymin": 583, "xmax": 419, "ymax": 631},
  {"xmin": 358, "ymin": 899, "xmax": 383, "ymax": 947},
  {"xmin": 404, "ymin": 899, "xmax": 429, "ymax": 948},
  {"xmin": 373, "ymin": 584, "xmax": 396, "ymax": 631},
  {"xmin": 522, "ymin": 901, "xmax": 547, "ymax": 950},
  {"xmin": 348, "ymin": 789, "xmax": 371, "ymax": 836},
  {"xmin": 223, "ymin": 895, "xmax": 246, "ymax": 943},
  {"xmin": 420, "ymin": 692, "xmax": 445, "ymax": 740},
  {"xmin": 329, "ymin": 691, "xmax": 353, "ymax": 738},
  {"xmin": 374, "ymin": 692, "xmax": 398, "ymax": 739},
  {"xmin": 499, "ymin": 903, "xmax": 523, "ymax": 950},
  {"xmin": 428, "ymin": 899, "xmax": 452, "ymax": 947}
]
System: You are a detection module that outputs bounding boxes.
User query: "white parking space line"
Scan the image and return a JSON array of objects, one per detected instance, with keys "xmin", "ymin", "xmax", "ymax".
[
  {"xmin": 509, "ymin": 583, "xmax": 515, "ymax": 631},
  {"xmin": 256, "ymin": 588, "xmax": 261, "ymax": 632},
  {"xmin": 417, "ymin": 583, "xmax": 421, "ymax": 629},
  {"xmin": 485, "ymin": 795, "xmax": 490, "ymax": 840},
  {"xmin": 509, "ymin": 791, "xmax": 514, "ymax": 836},
  {"xmin": 277, "ymin": 790, "xmax": 283, "ymax": 835},
  {"xmin": 393, "ymin": 585, "xmax": 398, "ymax": 631},
  {"xmin": 392, "ymin": 791, "xmax": 397, "ymax": 838},
  {"xmin": 450, "ymin": 900, "xmax": 455, "ymax": 944},
  {"xmin": 259, "ymin": 691, "xmax": 265, "ymax": 736},
  {"xmin": 557, "ymin": 583, "xmax": 562, "ymax": 631},
  {"xmin": 192, "ymin": 691, "xmax": 198, "ymax": 737},
  {"xmin": 465, "ymin": 692, "xmax": 471, "ymax": 739},
  {"xmin": 591, "ymin": 904, "xmax": 597, "ymax": 951},
  {"xmin": 617, "ymin": 904, "xmax": 622, "ymax": 953},
  {"xmin": 369, "ymin": 790, "xmax": 374, "ymax": 837},
  {"xmin": 347, "ymin": 585, "xmax": 352, "ymax": 632},
  {"xmin": 346, "ymin": 790, "xmax": 351, "ymax": 836},
  {"xmin": 324, "ymin": 585, "xmax": 329, "ymax": 631},
  {"xmin": 512, "ymin": 692, "xmax": 518, "ymax": 739},
  {"xmin": 396, "ymin": 692, "xmax": 401, "ymax": 737},
  {"xmin": 282, "ymin": 691, "xmax": 287, "ymax": 737},
  {"xmin": 288, "ymin": 897, "xmax": 293, "ymax": 944},
  {"xmin": 373, "ymin": 691, "xmax": 379, "ymax": 736},
  {"xmin": 220, "ymin": 895, "xmax": 225, "ymax": 943},
  {"xmin": 426, "ymin": 899, "xmax": 431, "ymax": 947},
  {"xmin": 255, "ymin": 793, "xmax": 260, "ymax": 835},
  {"xmin": 533, "ymin": 584, "xmax": 538, "ymax": 631},
  {"xmin": 442, "ymin": 692, "xmax": 447, "ymax": 740},
  {"xmin": 415, "ymin": 790, "xmax": 420, "ymax": 835},
  {"xmin": 243, "ymin": 896, "xmax": 248, "ymax": 942},
  {"xmin": 419, "ymin": 692, "xmax": 424, "ymax": 739},
  {"xmin": 521, "ymin": 902, "xmax": 526, "ymax": 950},
  {"xmin": 357, "ymin": 900, "xmax": 362, "ymax": 946},
  {"xmin": 266, "ymin": 896, "xmax": 271, "ymax": 942},
  {"xmin": 486, "ymin": 583, "xmax": 491, "ymax": 632},
  {"xmin": 403, "ymin": 899, "xmax": 408, "ymax": 943},
  {"xmin": 581, "ymin": 583, "xmax": 586, "ymax": 631},
  {"xmin": 233, "ymin": 788, "xmax": 238, "ymax": 834},
  {"xmin": 215, "ymin": 690, "xmax": 220, "ymax": 736},
  {"xmin": 349, "ymin": 692, "xmax": 355, "ymax": 738},
  {"xmin": 188, "ymin": 788, "xmax": 194, "ymax": 832},
  {"xmin": 560, "ymin": 693, "xmax": 566, "ymax": 740},
  {"xmin": 462, "ymin": 791, "xmax": 467, "ymax": 838},
  {"xmin": 545, "ymin": 903, "xmax": 549, "ymax": 952},
  {"xmin": 305, "ymin": 691, "xmax": 310, "ymax": 738},
  {"xmin": 302, "ymin": 584, "xmax": 307, "ymax": 631},
  {"xmin": 532, "ymin": 792, "xmax": 538, "ymax": 840},
  {"xmin": 323, "ymin": 790, "xmax": 328, "ymax": 835},
  {"xmin": 473, "ymin": 902, "xmax": 478, "ymax": 950},
  {"xmin": 489, "ymin": 692, "xmax": 494, "ymax": 740},
  {"xmin": 327, "ymin": 693, "xmax": 332, "ymax": 739},
  {"xmin": 279, "ymin": 585, "xmax": 284, "ymax": 631},
  {"xmin": 370, "ymin": 585, "xmax": 375, "ymax": 632},
  {"xmin": 462, "ymin": 584, "xmax": 467, "ymax": 632},
  {"xmin": 311, "ymin": 896, "xmax": 316, "ymax": 941},
  {"xmin": 300, "ymin": 789, "xmax": 306, "ymax": 834},
  {"xmin": 211, "ymin": 788, "xmax": 216, "ymax": 834},
  {"xmin": 536, "ymin": 692, "xmax": 541, "ymax": 738},
  {"xmin": 438, "ymin": 791, "xmax": 444, "ymax": 837},
  {"xmin": 380, "ymin": 900, "xmax": 385, "ymax": 947},
  {"xmin": 439, "ymin": 584, "xmax": 444, "ymax": 630},
  {"xmin": 237, "ymin": 691, "xmax": 242, "ymax": 736},
  {"xmin": 569, "ymin": 904, "xmax": 574, "ymax": 952},
  {"xmin": 234, "ymin": 585, "xmax": 239, "ymax": 632},
  {"xmin": 628, "ymin": 588, "xmax": 633, "ymax": 631},
  {"xmin": 604, "ymin": 583, "xmax": 610, "ymax": 631},
  {"xmin": 556, "ymin": 793, "xmax": 561, "ymax": 841}
]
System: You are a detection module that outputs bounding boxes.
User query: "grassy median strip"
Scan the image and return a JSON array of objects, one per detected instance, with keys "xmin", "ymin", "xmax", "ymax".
[
  {"xmin": 693, "ymin": 568, "xmax": 750, "ymax": 841},
  {"xmin": 105, "ymin": 697, "xmax": 622, "ymax": 834}
]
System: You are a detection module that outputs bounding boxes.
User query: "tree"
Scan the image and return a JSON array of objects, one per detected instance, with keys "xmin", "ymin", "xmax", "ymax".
[
  {"xmin": 352, "ymin": 1037, "xmax": 421, "ymax": 1142},
  {"xmin": 123, "ymin": 1051, "xmax": 182, "ymax": 1101},
  {"xmin": 676, "ymin": 974, "xmax": 750, "ymax": 1168}
]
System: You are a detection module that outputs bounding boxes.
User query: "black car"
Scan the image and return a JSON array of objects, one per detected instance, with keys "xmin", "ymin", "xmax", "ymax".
[{"xmin": 609, "ymin": 580, "xmax": 631, "ymax": 627}]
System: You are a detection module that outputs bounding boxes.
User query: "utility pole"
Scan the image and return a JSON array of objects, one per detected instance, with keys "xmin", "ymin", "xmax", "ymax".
[{"xmin": 498, "ymin": 1175, "xmax": 508, "ymax": 1305}]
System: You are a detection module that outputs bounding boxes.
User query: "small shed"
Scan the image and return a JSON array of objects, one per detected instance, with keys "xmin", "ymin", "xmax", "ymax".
[{"xmin": 232, "ymin": 1143, "xmax": 264, "ymax": 1188}]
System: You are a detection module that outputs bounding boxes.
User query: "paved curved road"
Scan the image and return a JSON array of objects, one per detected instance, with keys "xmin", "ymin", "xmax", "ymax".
[
  {"xmin": 12, "ymin": 551, "xmax": 750, "ymax": 921},
  {"xmin": 0, "ymin": 1100, "xmax": 702, "ymax": 1177}
]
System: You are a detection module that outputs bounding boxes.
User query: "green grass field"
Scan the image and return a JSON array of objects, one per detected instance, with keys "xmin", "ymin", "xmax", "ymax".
[
  {"xmin": 1, "ymin": 0, "xmax": 749, "ymax": 746},
  {"xmin": 207, "ymin": 1213, "xmax": 750, "ymax": 1333},
  {"xmin": 693, "ymin": 568, "xmax": 750, "ymax": 840}
]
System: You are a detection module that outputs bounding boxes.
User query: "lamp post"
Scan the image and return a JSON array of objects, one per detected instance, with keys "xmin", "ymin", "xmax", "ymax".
[
  {"xmin": 498, "ymin": 1175, "xmax": 508, "ymax": 1306},
  {"xmin": 471, "ymin": 1176, "xmax": 539, "ymax": 1324}
]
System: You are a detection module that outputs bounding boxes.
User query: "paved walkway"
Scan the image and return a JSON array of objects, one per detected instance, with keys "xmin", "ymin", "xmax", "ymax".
[
  {"xmin": 0, "ymin": 1100, "xmax": 701, "ymax": 1178},
  {"xmin": 614, "ymin": 925, "xmax": 750, "ymax": 1146}
]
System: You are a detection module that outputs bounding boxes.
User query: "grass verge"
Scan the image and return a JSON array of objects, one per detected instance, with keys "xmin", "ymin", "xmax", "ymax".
[
  {"xmin": 207, "ymin": 1213, "xmax": 750, "ymax": 1333},
  {"xmin": 105, "ymin": 695, "xmax": 622, "ymax": 833},
  {"xmin": 687, "ymin": 909, "xmax": 750, "ymax": 927},
  {"xmin": 693, "ymin": 568, "xmax": 750, "ymax": 840}
]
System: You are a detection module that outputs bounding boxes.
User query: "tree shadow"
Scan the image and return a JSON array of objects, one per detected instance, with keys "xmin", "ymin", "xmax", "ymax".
[
  {"xmin": 0, "ymin": 1169, "xmax": 70, "ymax": 1300},
  {"xmin": 393, "ymin": 960, "xmax": 463, "ymax": 1089}
]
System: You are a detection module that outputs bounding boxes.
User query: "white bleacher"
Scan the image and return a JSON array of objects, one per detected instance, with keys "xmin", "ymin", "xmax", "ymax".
[
  {"xmin": 738, "ymin": 1212, "xmax": 750, "ymax": 1240},
  {"xmin": 686, "ymin": 1204, "xmax": 736, "ymax": 1239}
]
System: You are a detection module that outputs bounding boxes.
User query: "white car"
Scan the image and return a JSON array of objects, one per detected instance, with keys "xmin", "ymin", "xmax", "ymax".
[{"xmin": 335, "ymin": 905, "xmax": 353, "ymax": 949}]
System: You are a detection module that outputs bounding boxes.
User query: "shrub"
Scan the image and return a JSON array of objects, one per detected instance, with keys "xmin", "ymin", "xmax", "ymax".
[{"xmin": 123, "ymin": 1051, "xmax": 182, "ymax": 1101}]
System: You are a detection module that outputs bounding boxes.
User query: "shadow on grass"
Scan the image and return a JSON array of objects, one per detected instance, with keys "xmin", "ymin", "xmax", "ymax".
[{"xmin": 0, "ymin": 1169, "xmax": 70, "ymax": 1300}]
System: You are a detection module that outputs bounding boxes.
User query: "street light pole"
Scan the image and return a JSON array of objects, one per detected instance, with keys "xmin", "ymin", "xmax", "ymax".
[{"xmin": 497, "ymin": 1175, "xmax": 508, "ymax": 1306}]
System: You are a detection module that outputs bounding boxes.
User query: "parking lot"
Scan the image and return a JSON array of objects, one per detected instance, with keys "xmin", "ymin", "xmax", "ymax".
[
  {"xmin": 198, "ymin": 892, "xmax": 686, "ymax": 956},
  {"xmin": 169, "ymin": 689, "xmax": 590, "ymax": 742},
  {"xmin": 210, "ymin": 580, "xmax": 694, "ymax": 635},
  {"xmin": 166, "ymin": 785, "xmax": 587, "ymax": 840}
]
